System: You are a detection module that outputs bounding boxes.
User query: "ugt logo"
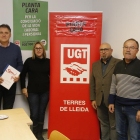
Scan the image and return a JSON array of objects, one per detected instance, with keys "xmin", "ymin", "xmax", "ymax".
[{"xmin": 61, "ymin": 44, "xmax": 90, "ymax": 83}]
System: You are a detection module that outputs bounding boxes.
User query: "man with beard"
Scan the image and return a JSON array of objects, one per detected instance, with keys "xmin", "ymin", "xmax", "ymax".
[
  {"xmin": 90, "ymin": 43, "xmax": 120, "ymax": 140},
  {"xmin": 109, "ymin": 39, "xmax": 140, "ymax": 140}
]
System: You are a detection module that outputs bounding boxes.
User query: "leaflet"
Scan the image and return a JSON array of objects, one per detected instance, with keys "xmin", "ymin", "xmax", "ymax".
[{"xmin": 1, "ymin": 65, "xmax": 20, "ymax": 90}]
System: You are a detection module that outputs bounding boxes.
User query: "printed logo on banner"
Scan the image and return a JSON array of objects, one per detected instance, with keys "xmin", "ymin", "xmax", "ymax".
[
  {"xmin": 61, "ymin": 44, "xmax": 90, "ymax": 83},
  {"xmin": 41, "ymin": 39, "xmax": 47, "ymax": 46},
  {"xmin": 15, "ymin": 40, "xmax": 20, "ymax": 47}
]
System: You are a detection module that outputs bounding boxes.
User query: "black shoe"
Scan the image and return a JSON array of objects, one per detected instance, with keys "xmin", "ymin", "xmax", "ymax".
[
  {"xmin": 33, "ymin": 125, "xmax": 38, "ymax": 138},
  {"xmin": 37, "ymin": 123, "xmax": 44, "ymax": 140}
]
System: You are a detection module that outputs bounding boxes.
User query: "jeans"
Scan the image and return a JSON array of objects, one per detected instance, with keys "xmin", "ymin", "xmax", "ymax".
[
  {"xmin": 97, "ymin": 101, "xmax": 117, "ymax": 140},
  {"xmin": 0, "ymin": 84, "xmax": 16, "ymax": 109},
  {"xmin": 115, "ymin": 104, "xmax": 140, "ymax": 140},
  {"xmin": 27, "ymin": 91, "xmax": 49, "ymax": 126}
]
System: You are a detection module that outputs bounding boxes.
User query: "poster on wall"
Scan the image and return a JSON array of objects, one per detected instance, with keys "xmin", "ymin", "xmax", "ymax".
[
  {"xmin": 49, "ymin": 12, "xmax": 102, "ymax": 140},
  {"xmin": 13, "ymin": 0, "xmax": 48, "ymax": 50}
]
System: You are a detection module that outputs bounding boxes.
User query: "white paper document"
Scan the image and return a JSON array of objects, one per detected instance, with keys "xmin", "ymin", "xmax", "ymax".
[{"xmin": 1, "ymin": 65, "xmax": 20, "ymax": 90}]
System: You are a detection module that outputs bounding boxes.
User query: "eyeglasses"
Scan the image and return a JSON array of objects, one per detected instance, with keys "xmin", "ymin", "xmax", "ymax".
[
  {"xmin": 99, "ymin": 48, "xmax": 110, "ymax": 52},
  {"xmin": 34, "ymin": 48, "xmax": 43, "ymax": 50},
  {"xmin": 123, "ymin": 46, "xmax": 138, "ymax": 50}
]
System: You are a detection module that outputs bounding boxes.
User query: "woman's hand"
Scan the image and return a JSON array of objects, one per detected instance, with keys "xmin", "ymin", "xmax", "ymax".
[{"xmin": 22, "ymin": 88, "xmax": 28, "ymax": 97}]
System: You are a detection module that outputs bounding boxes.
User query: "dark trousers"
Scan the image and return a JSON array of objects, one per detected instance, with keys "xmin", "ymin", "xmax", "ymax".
[
  {"xmin": 0, "ymin": 85, "xmax": 16, "ymax": 109},
  {"xmin": 27, "ymin": 91, "xmax": 49, "ymax": 126},
  {"xmin": 97, "ymin": 100, "xmax": 117, "ymax": 140}
]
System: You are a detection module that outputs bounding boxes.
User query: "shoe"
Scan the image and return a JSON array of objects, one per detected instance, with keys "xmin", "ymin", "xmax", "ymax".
[{"xmin": 37, "ymin": 123, "xmax": 44, "ymax": 140}]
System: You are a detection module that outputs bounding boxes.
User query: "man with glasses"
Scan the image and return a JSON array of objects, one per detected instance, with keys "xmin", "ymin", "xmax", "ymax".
[
  {"xmin": 109, "ymin": 38, "xmax": 140, "ymax": 140},
  {"xmin": 0, "ymin": 24, "xmax": 23, "ymax": 109},
  {"xmin": 90, "ymin": 43, "xmax": 120, "ymax": 140}
]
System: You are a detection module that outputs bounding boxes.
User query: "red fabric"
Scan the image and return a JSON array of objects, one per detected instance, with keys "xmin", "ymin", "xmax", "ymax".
[{"xmin": 48, "ymin": 12, "xmax": 102, "ymax": 140}]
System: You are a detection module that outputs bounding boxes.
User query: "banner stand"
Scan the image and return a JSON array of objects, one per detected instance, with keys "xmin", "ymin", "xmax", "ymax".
[{"xmin": 48, "ymin": 11, "xmax": 102, "ymax": 140}]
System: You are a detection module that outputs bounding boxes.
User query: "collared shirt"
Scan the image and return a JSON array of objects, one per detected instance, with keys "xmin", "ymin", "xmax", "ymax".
[
  {"xmin": 0, "ymin": 42, "xmax": 10, "ymax": 47},
  {"xmin": 101, "ymin": 56, "xmax": 112, "ymax": 75}
]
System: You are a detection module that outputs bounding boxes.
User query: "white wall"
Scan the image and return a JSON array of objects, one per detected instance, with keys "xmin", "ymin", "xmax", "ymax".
[
  {"xmin": 93, "ymin": 0, "xmax": 140, "ymax": 59},
  {"xmin": 1, "ymin": 0, "xmax": 140, "ymax": 129}
]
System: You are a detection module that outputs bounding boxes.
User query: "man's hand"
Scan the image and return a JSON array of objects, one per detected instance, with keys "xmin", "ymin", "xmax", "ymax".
[
  {"xmin": 22, "ymin": 88, "xmax": 28, "ymax": 97},
  {"xmin": 0, "ymin": 77, "xmax": 4, "ymax": 84},
  {"xmin": 136, "ymin": 110, "xmax": 140, "ymax": 122},
  {"xmin": 91, "ymin": 101, "xmax": 97, "ymax": 110},
  {"xmin": 109, "ymin": 104, "xmax": 115, "ymax": 113},
  {"xmin": 14, "ymin": 76, "xmax": 20, "ymax": 83}
]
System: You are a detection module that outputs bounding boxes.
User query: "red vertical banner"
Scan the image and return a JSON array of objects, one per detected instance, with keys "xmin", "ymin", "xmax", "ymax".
[{"xmin": 49, "ymin": 12, "xmax": 102, "ymax": 140}]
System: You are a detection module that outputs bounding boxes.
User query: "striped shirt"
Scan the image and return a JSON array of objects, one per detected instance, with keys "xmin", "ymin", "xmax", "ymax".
[{"xmin": 109, "ymin": 57, "xmax": 140, "ymax": 105}]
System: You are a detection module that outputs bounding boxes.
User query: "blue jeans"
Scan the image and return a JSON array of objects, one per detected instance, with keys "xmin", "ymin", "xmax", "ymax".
[
  {"xmin": 27, "ymin": 91, "xmax": 49, "ymax": 126},
  {"xmin": 115, "ymin": 104, "xmax": 140, "ymax": 140}
]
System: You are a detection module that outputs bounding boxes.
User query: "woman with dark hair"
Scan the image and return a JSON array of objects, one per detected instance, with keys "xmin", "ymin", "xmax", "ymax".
[{"xmin": 20, "ymin": 42, "xmax": 50, "ymax": 140}]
